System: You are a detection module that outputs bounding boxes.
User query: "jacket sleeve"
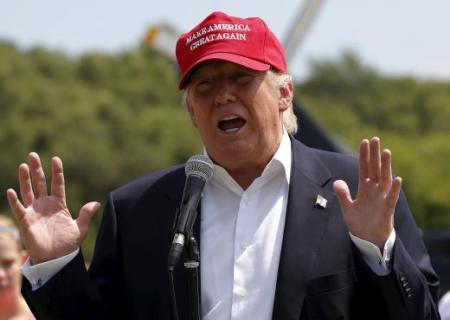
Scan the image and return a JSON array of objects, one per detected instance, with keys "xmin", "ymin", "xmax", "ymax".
[
  {"xmin": 22, "ymin": 192, "xmax": 124, "ymax": 320},
  {"xmin": 390, "ymin": 191, "xmax": 441, "ymax": 319},
  {"xmin": 355, "ymin": 190, "xmax": 441, "ymax": 320}
]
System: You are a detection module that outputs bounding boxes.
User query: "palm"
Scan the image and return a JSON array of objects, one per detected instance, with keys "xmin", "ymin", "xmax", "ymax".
[
  {"xmin": 23, "ymin": 197, "xmax": 79, "ymax": 261},
  {"xmin": 333, "ymin": 137, "xmax": 402, "ymax": 250},
  {"xmin": 7, "ymin": 153, "xmax": 100, "ymax": 263}
]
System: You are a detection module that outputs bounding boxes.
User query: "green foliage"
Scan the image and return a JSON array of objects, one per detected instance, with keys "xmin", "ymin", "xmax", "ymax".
[
  {"xmin": 0, "ymin": 42, "xmax": 448, "ymax": 260},
  {"xmin": 0, "ymin": 41, "xmax": 200, "ymax": 260},
  {"xmin": 297, "ymin": 50, "xmax": 450, "ymax": 229}
]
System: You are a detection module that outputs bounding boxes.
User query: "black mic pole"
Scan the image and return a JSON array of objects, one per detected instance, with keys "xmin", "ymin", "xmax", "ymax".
[
  {"xmin": 168, "ymin": 155, "xmax": 213, "ymax": 320},
  {"xmin": 182, "ymin": 203, "xmax": 201, "ymax": 320},
  {"xmin": 185, "ymin": 236, "xmax": 200, "ymax": 320}
]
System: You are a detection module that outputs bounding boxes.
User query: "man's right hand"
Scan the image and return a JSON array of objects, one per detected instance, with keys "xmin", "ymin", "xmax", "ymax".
[{"xmin": 6, "ymin": 152, "xmax": 101, "ymax": 264}]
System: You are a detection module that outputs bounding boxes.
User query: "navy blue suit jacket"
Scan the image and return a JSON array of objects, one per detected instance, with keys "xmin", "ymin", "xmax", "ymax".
[{"xmin": 23, "ymin": 138, "xmax": 440, "ymax": 319}]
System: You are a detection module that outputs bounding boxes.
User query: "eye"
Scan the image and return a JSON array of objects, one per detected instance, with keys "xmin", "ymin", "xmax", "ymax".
[
  {"xmin": 0, "ymin": 259, "xmax": 15, "ymax": 269},
  {"xmin": 193, "ymin": 78, "xmax": 214, "ymax": 93},
  {"xmin": 233, "ymin": 73, "xmax": 253, "ymax": 85}
]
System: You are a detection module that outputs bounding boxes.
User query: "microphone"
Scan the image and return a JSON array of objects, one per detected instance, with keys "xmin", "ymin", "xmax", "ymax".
[{"xmin": 168, "ymin": 155, "xmax": 213, "ymax": 269}]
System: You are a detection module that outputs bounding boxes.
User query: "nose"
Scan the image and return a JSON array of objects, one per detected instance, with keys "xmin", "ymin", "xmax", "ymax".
[
  {"xmin": 214, "ymin": 80, "xmax": 236, "ymax": 106},
  {"xmin": 0, "ymin": 266, "xmax": 7, "ymax": 278}
]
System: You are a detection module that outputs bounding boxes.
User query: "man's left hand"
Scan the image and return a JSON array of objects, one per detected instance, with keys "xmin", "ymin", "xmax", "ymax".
[{"xmin": 333, "ymin": 137, "xmax": 402, "ymax": 251}]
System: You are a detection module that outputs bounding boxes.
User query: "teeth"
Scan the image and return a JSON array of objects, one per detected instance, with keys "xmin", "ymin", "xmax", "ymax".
[{"xmin": 221, "ymin": 115, "xmax": 239, "ymax": 121}]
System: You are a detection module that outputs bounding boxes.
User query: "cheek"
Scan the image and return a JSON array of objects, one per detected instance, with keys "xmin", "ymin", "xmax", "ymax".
[
  {"xmin": 9, "ymin": 268, "xmax": 22, "ymax": 288},
  {"xmin": 0, "ymin": 268, "xmax": 21, "ymax": 290},
  {"xmin": 255, "ymin": 99, "xmax": 282, "ymax": 126},
  {"xmin": 189, "ymin": 113, "xmax": 198, "ymax": 128},
  {"xmin": 186, "ymin": 104, "xmax": 198, "ymax": 128},
  {"xmin": 188, "ymin": 105, "xmax": 212, "ymax": 133}
]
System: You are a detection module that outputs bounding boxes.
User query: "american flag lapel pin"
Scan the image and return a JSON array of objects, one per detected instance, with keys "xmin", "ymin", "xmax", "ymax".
[{"xmin": 315, "ymin": 194, "xmax": 327, "ymax": 209}]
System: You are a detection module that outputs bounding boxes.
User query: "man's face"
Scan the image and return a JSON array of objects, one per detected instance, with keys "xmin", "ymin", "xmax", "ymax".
[{"xmin": 185, "ymin": 61, "xmax": 292, "ymax": 175}]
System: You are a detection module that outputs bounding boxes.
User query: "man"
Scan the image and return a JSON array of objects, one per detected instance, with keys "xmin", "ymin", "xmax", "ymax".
[{"xmin": 6, "ymin": 11, "xmax": 440, "ymax": 319}]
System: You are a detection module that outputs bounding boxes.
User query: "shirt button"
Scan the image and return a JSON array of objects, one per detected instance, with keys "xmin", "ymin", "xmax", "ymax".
[
  {"xmin": 235, "ymin": 286, "xmax": 247, "ymax": 297},
  {"xmin": 240, "ymin": 241, "xmax": 250, "ymax": 250}
]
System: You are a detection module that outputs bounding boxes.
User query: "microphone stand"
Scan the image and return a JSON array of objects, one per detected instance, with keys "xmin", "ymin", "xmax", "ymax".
[
  {"xmin": 168, "ymin": 155, "xmax": 212, "ymax": 320},
  {"xmin": 184, "ymin": 236, "xmax": 200, "ymax": 320},
  {"xmin": 168, "ymin": 232, "xmax": 201, "ymax": 320}
]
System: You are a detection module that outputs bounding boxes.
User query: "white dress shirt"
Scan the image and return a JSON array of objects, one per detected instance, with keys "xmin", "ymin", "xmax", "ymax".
[
  {"xmin": 200, "ymin": 130, "xmax": 292, "ymax": 320},
  {"xmin": 22, "ymin": 130, "xmax": 395, "ymax": 319}
]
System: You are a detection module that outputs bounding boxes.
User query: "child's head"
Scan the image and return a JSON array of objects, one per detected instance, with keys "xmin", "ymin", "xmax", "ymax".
[{"xmin": 0, "ymin": 214, "xmax": 25, "ymax": 300}]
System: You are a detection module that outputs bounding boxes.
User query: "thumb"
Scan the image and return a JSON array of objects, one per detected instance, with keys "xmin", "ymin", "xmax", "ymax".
[
  {"xmin": 333, "ymin": 180, "xmax": 353, "ymax": 210},
  {"xmin": 76, "ymin": 201, "xmax": 101, "ymax": 240}
]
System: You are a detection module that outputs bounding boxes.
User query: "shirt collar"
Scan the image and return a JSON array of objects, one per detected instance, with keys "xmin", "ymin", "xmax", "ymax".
[{"xmin": 270, "ymin": 128, "xmax": 292, "ymax": 184}]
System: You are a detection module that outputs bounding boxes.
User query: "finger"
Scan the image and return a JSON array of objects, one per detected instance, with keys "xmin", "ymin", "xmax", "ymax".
[
  {"xmin": 51, "ymin": 156, "xmax": 66, "ymax": 203},
  {"xmin": 333, "ymin": 180, "xmax": 353, "ymax": 210},
  {"xmin": 76, "ymin": 202, "xmax": 101, "ymax": 241},
  {"xmin": 369, "ymin": 137, "xmax": 381, "ymax": 183},
  {"xmin": 359, "ymin": 139, "xmax": 370, "ymax": 183},
  {"xmin": 19, "ymin": 163, "xmax": 34, "ymax": 206},
  {"xmin": 6, "ymin": 189, "xmax": 27, "ymax": 221},
  {"xmin": 386, "ymin": 177, "xmax": 402, "ymax": 211},
  {"xmin": 380, "ymin": 149, "xmax": 392, "ymax": 192},
  {"xmin": 28, "ymin": 152, "xmax": 48, "ymax": 197}
]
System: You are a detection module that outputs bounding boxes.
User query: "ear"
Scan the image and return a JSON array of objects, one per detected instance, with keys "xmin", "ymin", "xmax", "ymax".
[
  {"xmin": 185, "ymin": 90, "xmax": 198, "ymax": 128},
  {"xmin": 278, "ymin": 81, "xmax": 293, "ymax": 112}
]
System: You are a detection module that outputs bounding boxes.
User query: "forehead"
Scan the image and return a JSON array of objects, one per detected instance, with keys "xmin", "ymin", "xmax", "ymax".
[
  {"xmin": 0, "ymin": 245, "xmax": 20, "ymax": 261},
  {"xmin": 0, "ymin": 235, "xmax": 20, "ymax": 253}
]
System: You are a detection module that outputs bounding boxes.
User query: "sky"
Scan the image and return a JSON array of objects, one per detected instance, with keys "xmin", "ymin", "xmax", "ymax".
[{"xmin": 1, "ymin": 0, "xmax": 449, "ymax": 82}]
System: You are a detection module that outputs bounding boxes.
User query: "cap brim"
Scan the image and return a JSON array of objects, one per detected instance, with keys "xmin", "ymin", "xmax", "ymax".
[{"xmin": 178, "ymin": 52, "xmax": 271, "ymax": 89}]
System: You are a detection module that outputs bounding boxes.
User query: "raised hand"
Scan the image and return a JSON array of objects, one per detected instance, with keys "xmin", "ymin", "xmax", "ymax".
[
  {"xmin": 333, "ymin": 137, "xmax": 402, "ymax": 250},
  {"xmin": 6, "ymin": 153, "xmax": 101, "ymax": 264}
]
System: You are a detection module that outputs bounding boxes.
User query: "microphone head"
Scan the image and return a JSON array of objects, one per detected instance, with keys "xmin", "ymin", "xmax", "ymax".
[{"xmin": 185, "ymin": 155, "xmax": 213, "ymax": 181}]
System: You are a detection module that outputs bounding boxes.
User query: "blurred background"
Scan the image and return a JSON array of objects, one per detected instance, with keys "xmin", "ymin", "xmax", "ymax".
[{"xmin": 1, "ymin": 0, "xmax": 449, "ymax": 292}]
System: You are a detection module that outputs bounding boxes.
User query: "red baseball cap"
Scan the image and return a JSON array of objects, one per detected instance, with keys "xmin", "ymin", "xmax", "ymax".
[{"xmin": 176, "ymin": 11, "xmax": 287, "ymax": 89}]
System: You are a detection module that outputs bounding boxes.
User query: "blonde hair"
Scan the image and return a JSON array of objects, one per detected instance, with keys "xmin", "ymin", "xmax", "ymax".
[
  {"xmin": 266, "ymin": 70, "xmax": 297, "ymax": 134},
  {"xmin": 182, "ymin": 69, "xmax": 298, "ymax": 134},
  {"xmin": 0, "ymin": 214, "xmax": 21, "ymax": 250}
]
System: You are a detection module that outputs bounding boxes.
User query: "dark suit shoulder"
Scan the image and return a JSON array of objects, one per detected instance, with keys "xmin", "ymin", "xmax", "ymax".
[
  {"xmin": 110, "ymin": 164, "xmax": 185, "ymax": 205},
  {"xmin": 293, "ymin": 138, "xmax": 359, "ymax": 185},
  {"xmin": 312, "ymin": 147, "xmax": 358, "ymax": 174}
]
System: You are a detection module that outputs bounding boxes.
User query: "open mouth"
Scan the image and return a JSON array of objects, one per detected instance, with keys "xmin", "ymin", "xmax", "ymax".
[{"xmin": 218, "ymin": 115, "xmax": 246, "ymax": 133}]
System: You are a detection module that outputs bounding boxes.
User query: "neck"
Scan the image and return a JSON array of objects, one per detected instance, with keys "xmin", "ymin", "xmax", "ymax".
[
  {"xmin": 0, "ymin": 295, "xmax": 29, "ymax": 319},
  {"xmin": 232, "ymin": 133, "xmax": 284, "ymax": 189},
  {"xmin": 227, "ymin": 166, "xmax": 265, "ymax": 190},
  {"xmin": 223, "ymin": 137, "xmax": 284, "ymax": 190}
]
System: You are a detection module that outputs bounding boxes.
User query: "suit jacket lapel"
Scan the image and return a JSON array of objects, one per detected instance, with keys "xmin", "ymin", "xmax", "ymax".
[{"xmin": 272, "ymin": 139, "xmax": 336, "ymax": 320}]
